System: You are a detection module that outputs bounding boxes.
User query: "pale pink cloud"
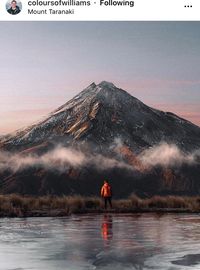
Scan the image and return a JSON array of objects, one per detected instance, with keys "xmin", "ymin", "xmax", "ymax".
[
  {"xmin": 152, "ymin": 103, "xmax": 200, "ymax": 127},
  {"xmin": 0, "ymin": 108, "xmax": 53, "ymax": 134}
]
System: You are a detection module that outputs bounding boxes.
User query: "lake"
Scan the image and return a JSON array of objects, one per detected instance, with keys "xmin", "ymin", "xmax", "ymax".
[{"xmin": 1, "ymin": 213, "xmax": 200, "ymax": 269}]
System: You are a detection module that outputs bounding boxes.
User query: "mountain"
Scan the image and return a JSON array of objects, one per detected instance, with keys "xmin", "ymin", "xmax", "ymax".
[
  {"xmin": 1, "ymin": 81, "xmax": 200, "ymax": 152},
  {"xmin": 0, "ymin": 81, "xmax": 200, "ymax": 197}
]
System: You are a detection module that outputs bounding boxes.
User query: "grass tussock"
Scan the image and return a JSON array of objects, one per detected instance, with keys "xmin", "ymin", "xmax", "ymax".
[
  {"xmin": 0, "ymin": 194, "xmax": 200, "ymax": 217},
  {"xmin": 0, "ymin": 194, "xmax": 104, "ymax": 217},
  {"xmin": 113, "ymin": 194, "xmax": 200, "ymax": 212}
]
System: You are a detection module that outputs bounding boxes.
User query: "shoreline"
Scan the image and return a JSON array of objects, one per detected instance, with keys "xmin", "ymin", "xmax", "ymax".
[
  {"xmin": 0, "ymin": 207, "xmax": 199, "ymax": 218},
  {"xmin": 1, "ymin": 194, "xmax": 200, "ymax": 218}
]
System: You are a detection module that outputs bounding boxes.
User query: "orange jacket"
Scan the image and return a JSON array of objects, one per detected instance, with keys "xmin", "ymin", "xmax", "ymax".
[{"xmin": 101, "ymin": 183, "xmax": 112, "ymax": 197}]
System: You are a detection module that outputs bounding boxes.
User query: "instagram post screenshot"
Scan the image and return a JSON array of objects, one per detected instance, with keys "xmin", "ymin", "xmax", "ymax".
[{"xmin": 0, "ymin": 1, "xmax": 200, "ymax": 269}]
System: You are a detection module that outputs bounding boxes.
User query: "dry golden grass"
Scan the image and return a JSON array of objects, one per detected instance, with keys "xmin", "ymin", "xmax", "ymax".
[{"xmin": 0, "ymin": 194, "xmax": 200, "ymax": 217}]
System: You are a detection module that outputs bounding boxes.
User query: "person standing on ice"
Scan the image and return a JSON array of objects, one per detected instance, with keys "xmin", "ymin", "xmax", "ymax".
[{"xmin": 101, "ymin": 180, "xmax": 112, "ymax": 209}]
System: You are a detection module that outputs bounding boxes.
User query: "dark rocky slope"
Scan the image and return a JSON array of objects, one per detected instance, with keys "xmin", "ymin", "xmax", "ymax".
[{"xmin": 0, "ymin": 81, "xmax": 200, "ymax": 197}]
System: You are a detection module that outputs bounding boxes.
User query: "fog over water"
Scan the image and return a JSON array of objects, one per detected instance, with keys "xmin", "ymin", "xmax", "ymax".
[{"xmin": 1, "ymin": 213, "xmax": 200, "ymax": 269}]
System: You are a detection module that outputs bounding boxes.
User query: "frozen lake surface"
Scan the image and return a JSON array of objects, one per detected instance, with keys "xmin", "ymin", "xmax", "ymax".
[{"xmin": 1, "ymin": 213, "xmax": 200, "ymax": 269}]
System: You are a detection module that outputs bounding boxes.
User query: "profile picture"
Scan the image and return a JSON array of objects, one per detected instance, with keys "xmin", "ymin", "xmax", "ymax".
[{"xmin": 6, "ymin": 0, "xmax": 22, "ymax": 15}]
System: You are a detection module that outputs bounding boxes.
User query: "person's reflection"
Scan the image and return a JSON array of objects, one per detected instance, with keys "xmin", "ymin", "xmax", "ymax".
[{"xmin": 101, "ymin": 214, "xmax": 113, "ymax": 246}]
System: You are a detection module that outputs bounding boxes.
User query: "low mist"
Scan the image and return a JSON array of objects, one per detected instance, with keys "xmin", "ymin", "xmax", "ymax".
[
  {"xmin": 139, "ymin": 142, "xmax": 200, "ymax": 168},
  {"xmin": 0, "ymin": 142, "xmax": 199, "ymax": 174},
  {"xmin": 0, "ymin": 145, "xmax": 132, "ymax": 173}
]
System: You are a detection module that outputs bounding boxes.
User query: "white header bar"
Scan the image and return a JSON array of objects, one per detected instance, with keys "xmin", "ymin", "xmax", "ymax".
[{"xmin": 0, "ymin": 0, "xmax": 199, "ymax": 21}]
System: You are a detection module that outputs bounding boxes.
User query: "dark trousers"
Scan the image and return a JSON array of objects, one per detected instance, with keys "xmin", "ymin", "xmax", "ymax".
[{"xmin": 104, "ymin": 197, "xmax": 112, "ymax": 209}]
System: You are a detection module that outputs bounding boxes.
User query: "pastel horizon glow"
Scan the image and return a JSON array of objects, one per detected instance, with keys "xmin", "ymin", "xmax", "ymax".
[{"xmin": 0, "ymin": 22, "xmax": 199, "ymax": 134}]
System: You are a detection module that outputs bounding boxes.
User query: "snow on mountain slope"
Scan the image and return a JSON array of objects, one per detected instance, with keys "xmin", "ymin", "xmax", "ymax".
[
  {"xmin": 1, "ymin": 81, "xmax": 200, "ymax": 153},
  {"xmin": 0, "ymin": 81, "xmax": 200, "ymax": 196}
]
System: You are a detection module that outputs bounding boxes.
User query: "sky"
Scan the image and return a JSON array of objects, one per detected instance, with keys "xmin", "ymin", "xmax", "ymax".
[{"xmin": 0, "ymin": 22, "xmax": 199, "ymax": 134}]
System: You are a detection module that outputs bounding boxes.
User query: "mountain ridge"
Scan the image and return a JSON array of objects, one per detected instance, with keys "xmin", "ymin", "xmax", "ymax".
[
  {"xmin": 0, "ymin": 81, "xmax": 200, "ymax": 197},
  {"xmin": 1, "ymin": 81, "xmax": 199, "ymax": 153}
]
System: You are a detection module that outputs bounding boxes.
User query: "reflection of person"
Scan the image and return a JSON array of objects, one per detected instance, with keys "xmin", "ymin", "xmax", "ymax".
[
  {"xmin": 101, "ymin": 180, "xmax": 112, "ymax": 209},
  {"xmin": 7, "ymin": 0, "xmax": 21, "ymax": 15},
  {"xmin": 101, "ymin": 214, "xmax": 113, "ymax": 243}
]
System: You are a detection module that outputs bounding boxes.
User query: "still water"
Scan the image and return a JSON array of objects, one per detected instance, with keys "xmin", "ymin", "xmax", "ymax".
[{"xmin": 1, "ymin": 213, "xmax": 200, "ymax": 270}]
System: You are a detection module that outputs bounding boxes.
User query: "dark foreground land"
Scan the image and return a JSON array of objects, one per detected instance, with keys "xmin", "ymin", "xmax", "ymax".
[{"xmin": 1, "ymin": 194, "xmax": 200, "ymax": 217}]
